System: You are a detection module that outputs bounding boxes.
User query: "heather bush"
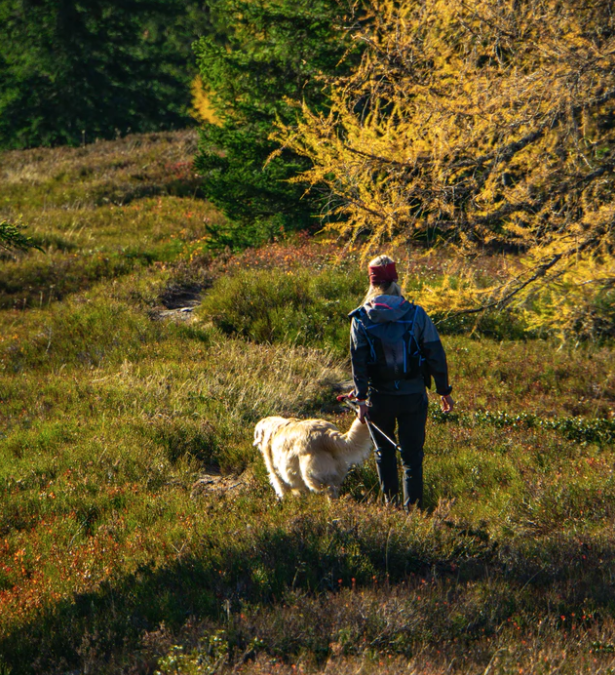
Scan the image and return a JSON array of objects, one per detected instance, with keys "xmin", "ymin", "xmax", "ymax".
[{"xmin": 197, "ymin": 267, "xmax": 367, "ymax": 355}]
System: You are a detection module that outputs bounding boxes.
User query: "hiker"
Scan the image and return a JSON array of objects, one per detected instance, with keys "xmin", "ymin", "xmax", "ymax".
[{"xmin": 349, "ymin": 254, "xmax": 454, "ymax": 510}]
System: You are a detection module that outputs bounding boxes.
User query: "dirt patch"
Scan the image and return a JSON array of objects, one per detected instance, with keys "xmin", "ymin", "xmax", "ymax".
[
  {"xmin": 191, "ymin": 472, "xmax": 251, "ymax": 498},
  {"xmin": 151, "ymin": 306, "xmax": 198, "ymax": 322},
  {"xmin": 159, "ymin": 282, "xmax": 204, "ymax": 310},
  {"xmin": 149, "ymin": 282, "xmax": 206, "ymax": 322}
]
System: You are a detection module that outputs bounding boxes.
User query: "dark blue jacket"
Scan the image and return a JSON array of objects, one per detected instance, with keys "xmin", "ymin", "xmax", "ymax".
[{"xmin": 349, "ymin": 294, "xmax": 452, "ymax": 399}]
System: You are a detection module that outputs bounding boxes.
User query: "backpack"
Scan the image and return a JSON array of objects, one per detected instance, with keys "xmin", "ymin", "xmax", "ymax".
[{"xmin": 354, "ymin": 303, "xmax": 425, "ymax": 383}]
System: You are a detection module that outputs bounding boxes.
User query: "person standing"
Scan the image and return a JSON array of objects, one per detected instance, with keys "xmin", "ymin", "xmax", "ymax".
[{"xmin": 349, "ymin": 255, "xmax": 454, "ymax": 509}]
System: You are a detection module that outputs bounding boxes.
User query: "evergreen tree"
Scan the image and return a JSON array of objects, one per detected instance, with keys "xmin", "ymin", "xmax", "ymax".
[
  {"xmin": 0, "ymin": 0, "xmax": 209, "ymax": 149},
  {"xmin": 0, "ymin": 221, "xmax": 42, "ymax": 251},
  {"xmin": 193, "ymin": 0, "xmax": 362, "ymax": 247}
]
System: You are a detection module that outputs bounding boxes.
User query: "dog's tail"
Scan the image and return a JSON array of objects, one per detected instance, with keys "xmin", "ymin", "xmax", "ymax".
[{"xmin": 327, "ymin": 417, "xmax": 372, "ymax": 463}]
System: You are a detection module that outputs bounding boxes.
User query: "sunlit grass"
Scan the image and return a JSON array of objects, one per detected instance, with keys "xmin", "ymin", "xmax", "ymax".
[{"xmin": 0, "ymin": 131, "xmax": 614, "ymax": 674}]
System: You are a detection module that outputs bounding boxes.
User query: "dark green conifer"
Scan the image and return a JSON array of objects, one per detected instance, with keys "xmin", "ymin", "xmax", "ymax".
[
  {"xmin": 0, "ymin": 0, "xmax": 208, "ymax": 149},
  {"xmin": 194, "ymin": 0, "xmax": 361, "ymax": 247}
]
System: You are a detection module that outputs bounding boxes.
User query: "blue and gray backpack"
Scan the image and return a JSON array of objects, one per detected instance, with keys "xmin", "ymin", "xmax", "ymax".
[{"xmin": 352, "ymin": 298, "xmax": 425, "ymax": 383}]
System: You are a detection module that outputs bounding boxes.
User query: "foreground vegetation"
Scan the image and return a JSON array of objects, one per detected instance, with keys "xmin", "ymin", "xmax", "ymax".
[{"xmin": 1, "ymin": 132, "xmax": 615, "ymax": 674}]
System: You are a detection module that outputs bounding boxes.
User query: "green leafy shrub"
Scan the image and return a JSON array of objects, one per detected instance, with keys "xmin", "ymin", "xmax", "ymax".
[
  {"xmin": 198, "ymin": 262, "xmax": 542, "ymax": 350},
  {"xmin": 156, "ymin": 633, "xmax": 229, "ymax": 675},
  {"xmin": 432, "ymin": 306, "xmax": 531, "ymax": 340},
  {"xmin": 197, "ymin": 267, "xmax": 366, "ymax": 355}
]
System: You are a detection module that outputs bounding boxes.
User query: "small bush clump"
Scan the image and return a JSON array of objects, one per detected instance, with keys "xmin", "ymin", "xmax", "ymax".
[{"xmin": 198, "ymin": 267, "xmax": 366, "ymax": 355}]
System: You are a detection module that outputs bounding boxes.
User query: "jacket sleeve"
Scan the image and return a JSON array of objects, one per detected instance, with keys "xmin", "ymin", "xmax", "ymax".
[
  {"xmin": 350, "ymin": 317, "xmax": 371, "ymax": 400},
  {"xmin": 416, "ymin": 307, "xmax": 452, "ymax": 396}
]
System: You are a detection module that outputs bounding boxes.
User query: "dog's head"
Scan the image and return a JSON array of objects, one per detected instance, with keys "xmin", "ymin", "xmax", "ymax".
[{"xmin": 253, "ymin": 417, "xmax": 288, "ymax": 452}]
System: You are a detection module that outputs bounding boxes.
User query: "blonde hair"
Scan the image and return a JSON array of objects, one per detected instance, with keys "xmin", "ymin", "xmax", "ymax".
[{"xmin": 363, "ymin": 254, "xmax": 402, "ymax": 304}]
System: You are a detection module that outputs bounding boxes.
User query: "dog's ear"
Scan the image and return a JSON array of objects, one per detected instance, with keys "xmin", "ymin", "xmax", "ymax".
[
  {"xmin": 254, "ymin": 418, "xmax": 281, "ymax": 450},
  {"xmin": 254, "ymin": 419, "xmax": 272, "ymax": 448},
  {"xmin": 253, "ymin": 421, "xmax": 264, "ymax": 448}
]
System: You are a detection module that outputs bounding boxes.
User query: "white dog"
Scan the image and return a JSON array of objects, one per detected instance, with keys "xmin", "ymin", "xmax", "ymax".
[{"xmin": 253, "ymin": 415, "xmax": 373, "ymax": 499}]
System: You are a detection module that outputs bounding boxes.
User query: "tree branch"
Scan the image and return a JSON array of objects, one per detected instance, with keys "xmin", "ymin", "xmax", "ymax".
[
  {"xmin": 436, "ymin": 223, "xmax": 612, "ymax": 325},
  {"xmin": 453, "ymin": 88, "xmax": 615, "ymax": 171}
]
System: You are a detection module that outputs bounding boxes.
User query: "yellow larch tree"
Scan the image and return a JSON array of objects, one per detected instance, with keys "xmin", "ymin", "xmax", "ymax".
[{"xmin": 274, "ymin": 0, "xmax": 615, "ymax": 337}]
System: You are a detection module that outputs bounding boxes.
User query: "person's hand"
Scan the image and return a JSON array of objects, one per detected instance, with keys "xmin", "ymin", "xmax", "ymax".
[
  {"xmin": 357, "ymin": 401, "xmax": 369, "ymax": 424},
  {"xmin": 440, "ymin": 395, "xmax": 454, "ymax": 414}
]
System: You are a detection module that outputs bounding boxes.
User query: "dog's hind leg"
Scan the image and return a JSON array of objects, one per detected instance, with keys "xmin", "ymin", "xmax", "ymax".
[
  {"xmin": 298, "ymin": 455, "xmax": 340, "ymax": 497},
  {"xmin": 325, "ymin": 485, "xmax": 340, "ymax": 501},
  {"xmin": 270, "ymin": 474, "xmax": 290, "ymax": 500}
]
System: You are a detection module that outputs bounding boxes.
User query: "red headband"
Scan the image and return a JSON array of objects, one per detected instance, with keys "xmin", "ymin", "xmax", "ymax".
[{"xmin": 368, "ymin": 262, "xmax": 398, "ymax": 285}]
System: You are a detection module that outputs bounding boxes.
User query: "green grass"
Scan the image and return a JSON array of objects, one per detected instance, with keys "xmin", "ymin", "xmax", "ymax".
[
  {"xmin": 197, "ymin": 267, "xmax": 366, "ymax": 356},
  {"xmin": 0, "ymin": 130, "xmax": 217, "ymax": 310},
  {"xmin": 0, "ymin": 132, "xmax": 615, "ymax": 674}
]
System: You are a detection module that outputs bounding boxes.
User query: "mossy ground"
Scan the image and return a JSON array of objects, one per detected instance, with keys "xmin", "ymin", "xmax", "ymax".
[{"xmin": 1, "ymin": 132, "xmax": 614, "ymax": 674}]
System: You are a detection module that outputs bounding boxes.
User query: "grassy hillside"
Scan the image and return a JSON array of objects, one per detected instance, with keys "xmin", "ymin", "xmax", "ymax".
[{"xmin": 1, "ymin": 132, "xmax": 615, "ymax": 674}]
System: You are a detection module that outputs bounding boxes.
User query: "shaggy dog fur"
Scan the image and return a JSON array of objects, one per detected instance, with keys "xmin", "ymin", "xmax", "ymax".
[{"xmin": 253, "ymin": 416, "xmax": 372, "ymax": 499}]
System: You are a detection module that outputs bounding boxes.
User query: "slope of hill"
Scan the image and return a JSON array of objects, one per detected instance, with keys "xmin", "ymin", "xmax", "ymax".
[{"xmin": 0, "ymin": 132, "xmax": 615, "ymax": 674}]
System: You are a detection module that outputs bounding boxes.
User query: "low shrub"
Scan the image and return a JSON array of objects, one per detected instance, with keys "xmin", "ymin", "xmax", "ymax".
[
  {"xmin": 198, "ymin": 267, "xmax": 366, "ymax": 355},
  {"xmin": 197, "ymin": 259, "xmax": 556, "ymax": 350}
]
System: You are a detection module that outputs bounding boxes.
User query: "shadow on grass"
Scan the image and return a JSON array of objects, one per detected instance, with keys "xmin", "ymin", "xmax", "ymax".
[
  {"xmin": 2, "ymin": 512, "xmax": 615, "ymax": 674},
  {"xmin": 90, "ymin": 177, "xmax": 206, "ymax": 208}
]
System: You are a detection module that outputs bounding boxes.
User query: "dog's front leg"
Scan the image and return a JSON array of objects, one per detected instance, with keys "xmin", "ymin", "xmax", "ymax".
[
  {"xmin": 261, "ymin": 449, "xmax": 289, "ymax": 499},
  {"xmin": 325, "ymin": 485, "xmax": 340, "ymax": 501}
]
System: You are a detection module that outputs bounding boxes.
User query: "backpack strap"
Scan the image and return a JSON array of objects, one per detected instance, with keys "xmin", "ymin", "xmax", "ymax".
[
  {"xmin": 353, "ymin": 308, "xmax": 378, "ymax": 362},
  {"xmin": 404, "ymin": 303, "xmax": 422, "ymax": 358}
]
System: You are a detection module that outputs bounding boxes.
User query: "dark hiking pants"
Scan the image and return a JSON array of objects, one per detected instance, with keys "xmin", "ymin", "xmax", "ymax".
[{"xmin": 368, "ymin": 391, "xmax": 428, "ymax": 510}]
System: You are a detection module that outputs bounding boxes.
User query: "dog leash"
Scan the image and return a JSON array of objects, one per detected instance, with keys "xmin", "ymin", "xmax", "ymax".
[{"xmin": 336, "ymin": 394, "xmax": 402, "ymax": 452}]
